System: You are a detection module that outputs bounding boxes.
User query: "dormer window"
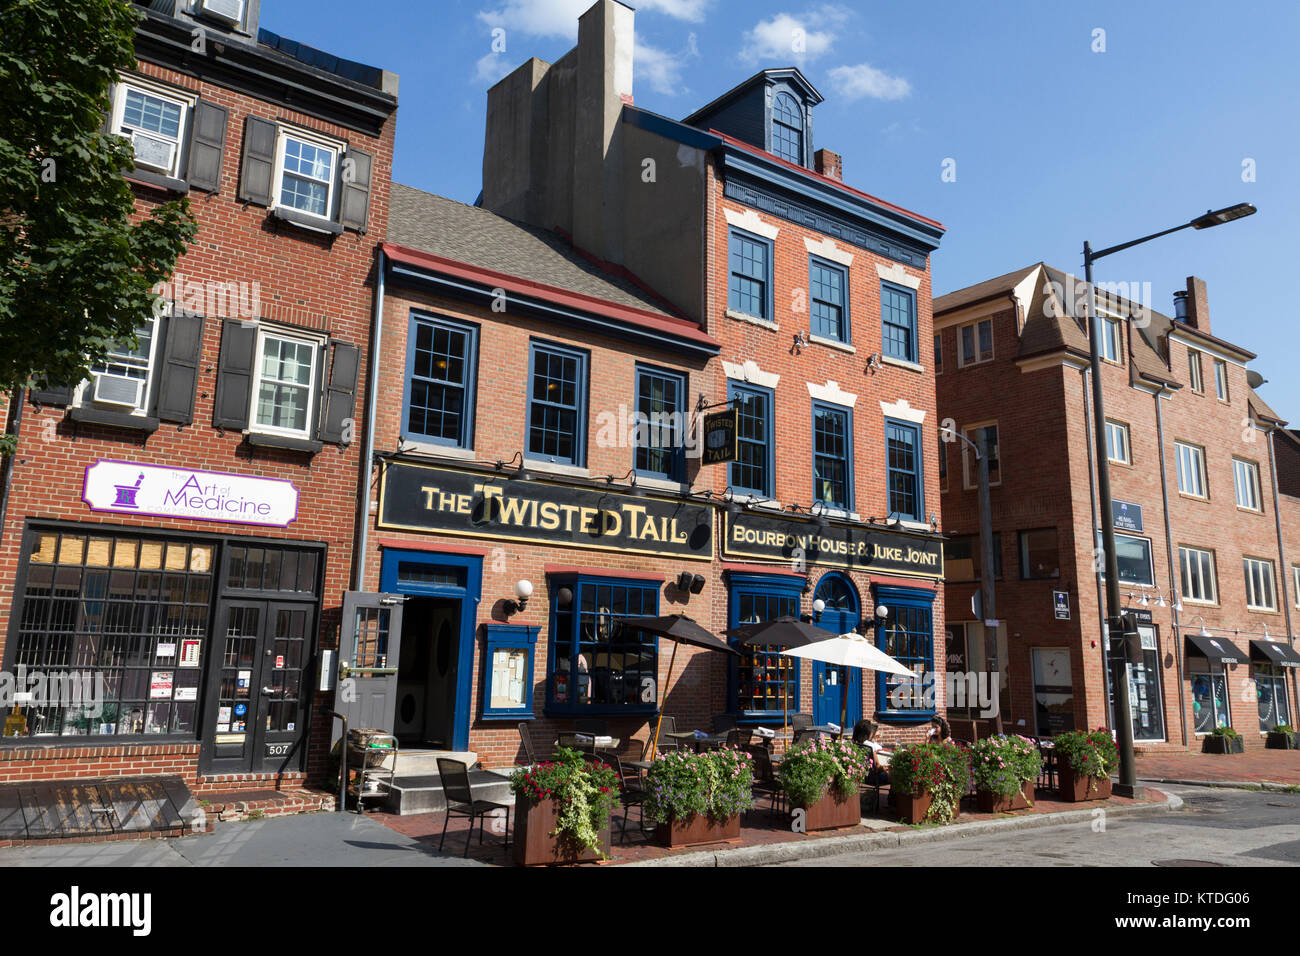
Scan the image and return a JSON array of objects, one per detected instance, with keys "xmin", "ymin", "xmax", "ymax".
[{"xmin": 771, "ymin": 92, "xmax": 804, "ymax": 165}]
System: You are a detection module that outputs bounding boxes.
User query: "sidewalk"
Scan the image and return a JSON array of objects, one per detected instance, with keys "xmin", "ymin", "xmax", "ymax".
[
  {"xmin": 375, "ymin": 785, "xmax": 1173, "ymax": 867},
  {"xmin": 1136, "ymin": 748, "xmax": 1300, "ymax": 788}
]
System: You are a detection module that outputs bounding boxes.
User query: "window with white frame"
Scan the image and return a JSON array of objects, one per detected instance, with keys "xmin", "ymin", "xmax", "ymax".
[
  {"xmin": 1214, "ymin": 359, "xmax": 1229, "ymax": 401},
  {"xmin": 1188, "ymin": 349, "xmax": 1204, "ymax": 393},
  {"xmin": 1233, "ymin": 458, "xmax": 1261, "ymax": 511},
  {"xmin": 1105, "ymin": 420, "xmax": 1130, "ymax": 465},
  {"xmin": 110, "ymin": 76, "xmax": 194, "ymax": 178},
  {"xmin": 1175, "ymin": 441, "xmax": 1207, "ymax": 498},
  {"xmin": 252, "ymin": 328, "xmax": 320, "ymax": 438},
  {"xmin": 958, "ymin": 319, "xmax": 993, "ymax": 366},
  {"xmin": 1244, "ymin": 557, "xmax": 1276, "ymax": 611},
  {"xmin": 1097, "ymin": 316, "xmax": 1121, "ymax": 363},
  {"xmin": 78, "ymin": 317, "xmax": 160, "ymax": 414},
  {"xmin": 1179, "ymin": 546, "xmax": 1217, "ymax": 604},
  {"xmin": 273, "ymin": 127, "xmax": 341, "ymax": 220}
]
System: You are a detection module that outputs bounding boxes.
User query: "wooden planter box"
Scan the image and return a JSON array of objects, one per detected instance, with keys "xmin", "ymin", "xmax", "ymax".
[
  {"xmin": 975, "ymin": 781, "xmax": 1034, "ymax": 813},
  {"xmin": 1266, "ymin": 731, "xmax": 1297, "ymax": 750},
  {"xmin": 794, "ymin": 789, "xmax": 861, "ymax": 831},
  {"xmin": 654, "ymin": 813, "xmax": 742, "ymax": 848},
  {"xmin": 513, "ymin": 795, "xmax": 611, "ymax": 866},
  {"xmin": 1056, "ymin": 763, "xmax": 1112, "ymax": 802},
  {"xmin": 893, "ymin": 788, "xmax": 962, "ymax": 824},
  {"xmin": 1202, "ymin": 735, "xmax": 1245, "ymax": 754}
]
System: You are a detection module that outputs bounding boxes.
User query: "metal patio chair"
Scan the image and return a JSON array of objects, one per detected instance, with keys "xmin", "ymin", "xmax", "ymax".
[{"xmin": 437, "ymin": 758, "xmax": 510, "ymax": 857}]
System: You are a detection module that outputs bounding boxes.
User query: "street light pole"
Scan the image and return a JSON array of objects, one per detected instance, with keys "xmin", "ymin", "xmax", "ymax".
[{"xmin": 1081, "ymin": 203, "xmax": 1256, "ymax": 799}]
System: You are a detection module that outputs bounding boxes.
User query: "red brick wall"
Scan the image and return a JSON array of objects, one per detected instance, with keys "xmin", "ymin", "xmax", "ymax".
[{"xmin": 0, "ymin": 56, "xmax": 396, "ymax": 790}]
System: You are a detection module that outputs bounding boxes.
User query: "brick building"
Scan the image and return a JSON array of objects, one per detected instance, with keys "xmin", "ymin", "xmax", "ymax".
[
  {"xmin": 0, "ymin": 0, "xmax": 397, "ymax": 794},
  {"xmin": 341, "ymin": 0, "xmax": 948, "ymax": 782},
  {"xmin": 935, "ymin": 263, "xmax": 1299, "ymax": 750}
]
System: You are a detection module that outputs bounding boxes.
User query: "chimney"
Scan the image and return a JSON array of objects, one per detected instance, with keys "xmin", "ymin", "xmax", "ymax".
[
  {"xmin": 1184, "ymin": 276, "xmax": 1210, "ymax": 336},
  {"xmin": 1172, "ymin": 290, "xmax": 1189, "ymax": 323},
  {"xmin": 814, "ymin": 148, "xmax": 842, "ymax": 181}
]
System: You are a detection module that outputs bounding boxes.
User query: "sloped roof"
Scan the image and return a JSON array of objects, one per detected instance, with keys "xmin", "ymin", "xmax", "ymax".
[
  {"xmin": 933, "ymin": 264, "xmax": 1040, "ymax": 315},
  {"xmin": 1249, "ymin": 389, "xmax": 1287, "ymax": 426},
  {"xmin": 387, "ymin": 183, "xmax": 681, "ymax": 320}
]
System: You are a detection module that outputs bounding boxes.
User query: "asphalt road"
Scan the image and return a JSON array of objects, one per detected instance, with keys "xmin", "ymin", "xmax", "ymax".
[{"xmin": 776, "ymin": 786, "xmax": 1300, "ymax": 867}]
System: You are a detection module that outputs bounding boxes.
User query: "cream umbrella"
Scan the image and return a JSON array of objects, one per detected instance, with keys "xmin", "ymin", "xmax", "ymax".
[{"xmin": 780, "ymin": 632, "xmax": 915, "ymax": 737}]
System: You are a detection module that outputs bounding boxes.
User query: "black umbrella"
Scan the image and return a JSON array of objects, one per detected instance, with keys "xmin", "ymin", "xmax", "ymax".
[
  {"xmin": 622, "ymin": 614, "xmax": 737, "ymax": 756},
  {"xmin": 727, "ymin": 616, "xmax": 838, "ymax": 736}
]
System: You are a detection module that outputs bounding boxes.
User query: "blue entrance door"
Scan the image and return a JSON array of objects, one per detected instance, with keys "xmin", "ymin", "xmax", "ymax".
[{"xmin": 812, "ymin": 574, "xmax": 861, "ymax": 729}]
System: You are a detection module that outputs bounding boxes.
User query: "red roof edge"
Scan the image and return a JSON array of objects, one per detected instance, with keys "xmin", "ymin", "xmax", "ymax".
[
  {"xmin": 710, "ymin": 129, "xmax": 945, "ymax": 232},
  {"xmin": 543, "ymin": 564, "xmax": 666, "ymax": 582},
  {"xmin": 376, "ymin": 538, "xmax": 490, "ymax": 556},
  {"xmin": 382, "ymin": 242, "xmax": 719, "ymax": 348}
]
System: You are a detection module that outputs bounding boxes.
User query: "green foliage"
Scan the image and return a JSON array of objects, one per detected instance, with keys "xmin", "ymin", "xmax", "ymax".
[
  {"xmin": 777, "ymin": 737, "xmax": 871, "ymax": 807},
  {"xmin": 1272, "ymin": 725, "xmax": 1294, "ymax": 734},
  {"xmin": 970, "ymin": 734, "xmax": 1042, "ymax": 797},
  {"xmin": 509, "ymin": 748, "xmax": 619, "ymax": 855},
  {"xmin": 0, "ymin": 0, "xmax": 196, "ymax": 394},
  {"xmin": 643, "ymin": 746, "xmax": 754, "ymax": 824},
  {"xmin": 889, "ymin": 740, "xmax": 971, "ymax": 824},
  {"xmin": 1210, "ymin": 725, "xmax": 1241, "ymax": 739},
  {"xmin": 1053, "ymin": 729, "xmax": 1119, "ymax": 778}
]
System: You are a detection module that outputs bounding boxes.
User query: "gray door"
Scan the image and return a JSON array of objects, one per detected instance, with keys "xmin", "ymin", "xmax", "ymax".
[{"xmin": 333, "ymin": 591, "xmax": 405, "ymax": 743}]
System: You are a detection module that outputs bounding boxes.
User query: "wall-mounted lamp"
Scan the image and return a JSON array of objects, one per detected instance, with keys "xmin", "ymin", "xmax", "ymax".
[
  {"xmin": 865, "ymin": 353, "xmax": 883, "ymax": 374},
  {"xmin": 873, "ymin": 604, "xmax": 890, "ymax": 630},
  {"xmin": 1193, "ymin": 615, "xmax": 1211, "ymax": 638},
  {"xmin": 505, "ymin": 579, "xmax": 533, "ymax": 615},
  {"xmin": 604, "ymin": 468, "xmax": 643, "ymax": 496},
  {"xmin": 495, "ymin": 451, "xmax": 531, "ymax": 482},
  {"xmin": 811, "ymin": 598, "xmax": 826, "ymax": 620},
  {"xmin": 792, "ymin": 330, "xmax": 808, "ymax": 355},
  {"xmin": 928, "ymin": 511, "xmax": 939, "ymax": 532}
]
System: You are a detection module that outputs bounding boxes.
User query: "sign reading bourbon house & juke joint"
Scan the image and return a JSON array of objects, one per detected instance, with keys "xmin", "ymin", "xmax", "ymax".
[
  {"xmin": 723, "ymin": 508, "xmax": 944, "ymax": 578},
  {"xmin": 378, "ymin": 461, "xmax": 713, "ymax": 560}
]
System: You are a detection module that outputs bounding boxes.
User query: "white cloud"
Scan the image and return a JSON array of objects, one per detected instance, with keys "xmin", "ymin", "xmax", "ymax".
[
  {"xmin": 472, "ymin": 51, "xmax": 513, "ymax": 85},
  {"xmin": 635, "ymin": 34, "xmax": 699, "ymax": 95},
  {"xmin": 827, "ymin": 62, "xmax": 912, "ymax": 101},
  {"xmin": 478, "ymin": 0, "xmax": 710, "ymax": 40},
  {"xmin": 738, "ymin": 6, "xmax": 850, "ymax": 64}
]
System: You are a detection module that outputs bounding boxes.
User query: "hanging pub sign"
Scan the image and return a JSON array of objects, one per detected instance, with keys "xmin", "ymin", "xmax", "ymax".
[
  {"xmin": 378, "ymin": 461, "xmax": 713, "ymax": 561},
  {"xmin": 1112, "ymin": 499, "xmax": 1143, "ymax": 533},
  {"xmin": 701, "ymin": 409, "xmax": 738, "ymax": 465},
  {"xmin": 722, "ymin": 510, "xmax": 943, "ymax": 578}
]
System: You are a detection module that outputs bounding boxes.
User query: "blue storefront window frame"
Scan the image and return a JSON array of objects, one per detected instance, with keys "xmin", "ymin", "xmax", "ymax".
[
  {"xmin": 480, "ymin": 623, "xmax": 540, "ymax": 720},
  {"xmin": 873, "ymin": 584, "xmax": 937, "ymax": 722},
  {"xmin": 633, "ymin": 363, "xmax": 687, "ymax": 482},
  {"xmin": 809, "ymin": 255, "xmax": 850, "ymax": 343},
  {"xmin": 727, "ymin": 227, "xmax": 774, "ymax": 321},
  {"xmin": 727, "ymin": 572, "xmax": 804, "ymax": 721},
  {"xmin": 880, "ymin": 281, "xmax": 918, "ymax": 363},
  {"xmin": 525, "ymin": 339, "xmax": 589, "ymax": 467},
  {"xmin": 728, "ymin": 379, "xmax": 775, "ymax": 499},
  {"xmin": 401, "ymin": 310, "xmax": 479, "ymax": 448}
]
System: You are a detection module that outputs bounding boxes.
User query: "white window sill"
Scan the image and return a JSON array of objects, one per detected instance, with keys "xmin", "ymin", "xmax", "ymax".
[
  {"xmin": 401, "ymin": 440, "xmax": 476, "ymax": 460},
  {"xmin": 635, "ymin": 476, "xmax": 690, "ymax": 495},
  {"xmin": 809, "ymin": 334, "xmax": 855, "ymax": 354},
  {"xmin": 899, "ymin": 519, "xmax": 931, "ymax": 532},
  {"xmin": 881, "ymin": 354, "xmax": 924, "ymax": 373},
  {"xmin": 818, "ymin": 508, "xmax": 861, "ymax": 522},
  {"xmin": 523, "ymin": 459, "xmax": 590, "ymax": 479},
  {"xmin": 726, "ymin": 309, "xmax": 779, "ymax": 331}
]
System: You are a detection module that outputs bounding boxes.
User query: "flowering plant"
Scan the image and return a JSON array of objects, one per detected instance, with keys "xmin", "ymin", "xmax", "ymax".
[
  {"xmin": 644, "ymin": 746, "xmax": 754, "ymax": 824},
  {"xmin": 777, "ymin": 738, "xmax": 871, "ymax": 807},
  {"xmin": 509, "ymin": 747, "xmax": 619, "ymax": 855},
  {"xmin": 888, "ymin": 740, "xmax": 971, "ymax": 824},
  {"xmin": 1052, "ymin": 729, "xmax": 1118, "ymax": 780},
  {"xmin": 970, "ymin": 735, "xmax": 1042, "ymax": 798}
]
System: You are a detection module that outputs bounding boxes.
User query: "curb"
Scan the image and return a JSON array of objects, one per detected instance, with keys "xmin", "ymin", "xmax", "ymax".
[
  {"xmin": 620, "ymin": 789, "xmax": 1184, "ymax": 867},
  {"xmin": 1137, "ymin": 776, "xmax": 1300, "ymax": 793}
]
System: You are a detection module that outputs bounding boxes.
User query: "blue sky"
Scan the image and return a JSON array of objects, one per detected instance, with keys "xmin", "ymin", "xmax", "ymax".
[{"xmin": 263, "ymin": 0, "xmax": 1298, "ymax": 416}]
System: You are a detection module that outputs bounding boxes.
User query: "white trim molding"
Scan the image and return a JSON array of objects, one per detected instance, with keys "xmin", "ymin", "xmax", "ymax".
[
  {"xmin": 876, "ymin": 262, "xmax": 922, "ymax": 291},
  {"xmin": 807, "ymin": 380, "xmax": 858, "ymax": 408},
  {"xmin": 724, "ymin": 208, "xmax": 780, "ymax": 241},
  {"xmin": 879, "ymin": 397, "xmax": 926, "ymax": 424},
  {"xmin": 804, "ymin": 236, "xmax": 855, "ymax": 267},
  {"xmin": 723, "ymin": 359, "xmax": 781, "ymax": 390}
]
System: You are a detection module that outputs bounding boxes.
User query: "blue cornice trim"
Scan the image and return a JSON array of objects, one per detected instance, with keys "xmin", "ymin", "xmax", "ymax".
[
  {"xmin": 623, "ymin": 105, "xmax": 721, "ymax": 151},
  {"xmin": 386, "ymin": 261, "xmax": 720, "ymax": 360},
  {"xmin": 722, "ymin": 149, "xmax": 944, "ymax": 258}
]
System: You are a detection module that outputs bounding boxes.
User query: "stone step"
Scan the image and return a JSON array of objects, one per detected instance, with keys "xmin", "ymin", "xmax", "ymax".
[
  {"xmin": 388, "ymin": 750, "xmax": 477, "ymax": 777},
  {"xmin": 382, "ymin": 768, "xmax": 514, "ymax": 816}
]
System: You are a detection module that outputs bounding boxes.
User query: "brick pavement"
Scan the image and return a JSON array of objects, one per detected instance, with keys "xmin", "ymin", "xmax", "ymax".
[{"xmin": 1136, "ymin": 748, "xmax": 1300, "ymax": 786}]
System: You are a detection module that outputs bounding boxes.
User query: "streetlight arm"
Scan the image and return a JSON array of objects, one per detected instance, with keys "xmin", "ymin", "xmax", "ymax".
[
  {"xmin": 944, "ymin": 427, "xmax": 981, "ymax": 460},
  {"xmin": 1086, "ymin": 222, "xmax": 1194, "ymax": 263}
]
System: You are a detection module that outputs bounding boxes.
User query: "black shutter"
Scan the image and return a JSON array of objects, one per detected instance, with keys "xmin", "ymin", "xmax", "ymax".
[
  {"xmin": 212, "ymin": 320, "xmax": 257, "ymax": 429},
  {"xmin": 156, "ymin": 310, "xmax": 205, "ymax": 424},
  {"xmin": 185, "ymin": 99, "xmax": 228, "ymax": 193},
  {"xmin": 338, "ymin": 147, "xmax": 373, "ymax": 232},
  {"xmin": 318, "ymin": 341, "xmax": 361, "ymax": 445},
  {"xmin": 237, "ymin": 116, "xmax": 278, "ymax": 206},
  {"xmin": 29, "ymin": 385, "xmax": 74, "ymax": 406}
]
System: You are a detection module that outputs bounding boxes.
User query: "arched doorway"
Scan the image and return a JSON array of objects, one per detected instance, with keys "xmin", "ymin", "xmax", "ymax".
[{"xmin": 812, "ymin": 573, "xmax": 862, "ymax": 728}]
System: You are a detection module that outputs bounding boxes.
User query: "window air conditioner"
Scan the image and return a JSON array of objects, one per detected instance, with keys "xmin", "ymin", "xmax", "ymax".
[
  {"xmin": 130, "ymin": 131, "xmax": 177, "ymax": 175},
  {"xmin": 92, "ymin": 372, "xmax": 145, "ymax": 409},
  {"xmin": 197, "ymin": 0, "xmax": 244, "ymax": 25}
]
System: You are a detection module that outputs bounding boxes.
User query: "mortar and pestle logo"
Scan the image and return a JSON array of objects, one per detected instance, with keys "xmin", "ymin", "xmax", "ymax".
[{"xmin": 113, "ymin": 472, "xmax": 146, "ymax": 509}]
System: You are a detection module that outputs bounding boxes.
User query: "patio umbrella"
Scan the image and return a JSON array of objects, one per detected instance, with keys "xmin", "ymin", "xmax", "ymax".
[
  {"xmin": 727, "ymin": 616, "xmax": 837, "ymax": 737},
  {"xmin": 781, "ymin": 632, "xmax": 914, "ymax": 740},
  {"xmin": 622, "ymin": 614, "xmax": 738, "ymax": 757}
]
